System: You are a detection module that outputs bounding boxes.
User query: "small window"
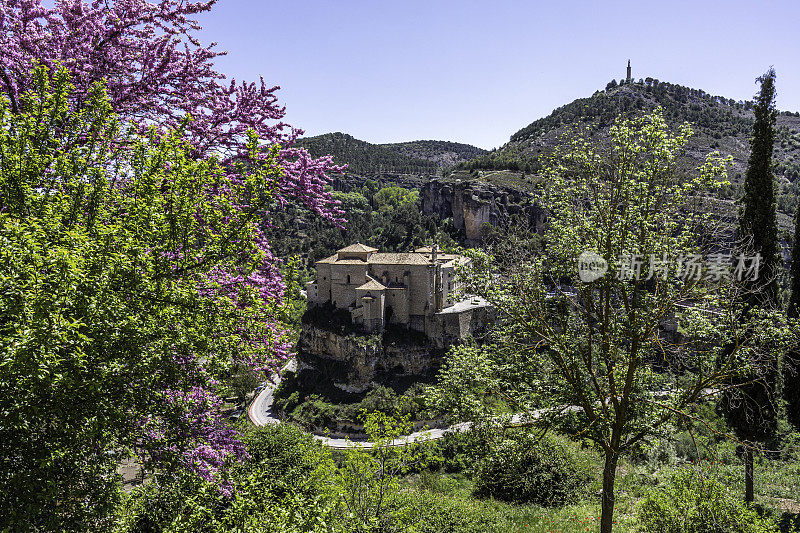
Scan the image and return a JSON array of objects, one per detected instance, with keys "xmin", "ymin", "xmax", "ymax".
[{"xmin": 347, "ymin": 275, "xmax": 351, "ymax": 284}]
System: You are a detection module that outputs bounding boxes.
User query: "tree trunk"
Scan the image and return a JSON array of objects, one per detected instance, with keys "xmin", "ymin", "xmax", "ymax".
[
  {"xmin": 744, "ymin": 446, "xmax": 754, "ymax": 503},
  {"xmin": 600, "ymin": 450, "xmax": 619, "ymax": 533}
]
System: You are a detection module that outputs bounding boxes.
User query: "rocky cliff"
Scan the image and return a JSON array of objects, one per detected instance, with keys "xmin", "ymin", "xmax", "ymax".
[
  {"xmin": 297, "ymin": 324, "xmax": 443, "ymax": 393},
  {"xmin": 421, "ymin": 178, "xmax": 547, "ymax": 242}
]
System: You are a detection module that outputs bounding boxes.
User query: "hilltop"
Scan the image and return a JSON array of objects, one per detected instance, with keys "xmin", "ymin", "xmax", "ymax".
[
  {"xmin": 296, "ymin": 132, "xmax": 486, "ymax": 176},
  {"xmin": 458, "ymin": 78, "xmax": 800, "ymax": 216}
]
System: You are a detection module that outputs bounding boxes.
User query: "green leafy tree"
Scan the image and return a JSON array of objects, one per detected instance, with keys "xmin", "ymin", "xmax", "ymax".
[
  {"xmin": 373, "ymin": 186, "xmax": 419, "ymax": 212},
  {"xmin": 337, "ymin": 408, "xmax": 435, "ymax": 532},
  {"xmin": 0, "ymin": 67, "xmax": 293, "ymax": 530},
  {"xmin": 448, "ymin": 110, "xmax": 795, "ymax": 533}
]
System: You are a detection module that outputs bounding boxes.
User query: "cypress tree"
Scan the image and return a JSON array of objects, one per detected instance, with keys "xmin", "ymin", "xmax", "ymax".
[
  {"xmin": 720, "ymin": 68, "xmax": 781, "ymax": 503},
  {"xmin": 738, "ymin": 67, "xmax": 780, "ymax": 308}
]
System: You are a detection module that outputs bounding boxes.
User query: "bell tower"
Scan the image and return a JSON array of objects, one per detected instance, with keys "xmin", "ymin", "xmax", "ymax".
[{"xmin": 626, "ymin": 59, "xmax": 632, "ymax": 83}]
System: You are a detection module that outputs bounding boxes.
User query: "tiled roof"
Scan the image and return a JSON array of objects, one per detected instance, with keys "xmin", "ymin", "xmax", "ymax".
[
  {"xmin": 316, "ymin": 253, "xmax": 340, "ymax": 264},
  {"xmin": 356, "ymin": 279, "xmax": 386, "ymax": 291},
  {"xmin": 368, "ymin": 253, "xmax": 431, "ymax": 265},
  {"xmin": 338, "ymin": 243, "xmax": 378, "ymax": 253},
  {"xmin": 317, "ymin": 247, "xmax": 470, "ymax": 267}
]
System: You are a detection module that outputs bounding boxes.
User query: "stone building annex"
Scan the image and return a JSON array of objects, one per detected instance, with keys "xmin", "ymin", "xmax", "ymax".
[{"xmin": 305, "ymin": 243, "xmax": 492, "ymax": 346}]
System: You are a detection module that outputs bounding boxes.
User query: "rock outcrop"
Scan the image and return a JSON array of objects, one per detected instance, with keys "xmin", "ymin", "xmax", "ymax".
[
  {"xmin": 421, "ymin": 178, "xmax": 547, "ymax": 242},
  {"xmin": 297, "ymin": 324, "xmax": 443, "ymax": 393}
]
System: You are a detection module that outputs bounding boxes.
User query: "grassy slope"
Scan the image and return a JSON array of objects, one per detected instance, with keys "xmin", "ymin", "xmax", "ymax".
[{"xmin": 401, "ymin": 455, "xmax": 800, "ymax": 533}]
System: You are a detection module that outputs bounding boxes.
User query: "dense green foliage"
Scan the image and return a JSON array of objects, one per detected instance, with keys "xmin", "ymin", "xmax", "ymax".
[
  {"xmin": 116, "ymin": 424, "xmax": 342, "ymax": 533},
  {"xmin": 274, "ymin": 373, "xmax": 429, "ymax": 434},
  {"xmin": 637, "ymin": 467, "xmax": 777, "ymax": 533},
  {"xmin": 474, "ymin": 432, "xmax": 595, "ymax": 506},
  {"xmin": 264, "ymin": 182, "xmax": 439, "ymax": 264},
  {"xmin": 0, "ymin": 68, "xmax": 298, "ymax": 530},
  {"xmin": 297, "ymin": 132, "xmax": 485, "ymax": 176}
]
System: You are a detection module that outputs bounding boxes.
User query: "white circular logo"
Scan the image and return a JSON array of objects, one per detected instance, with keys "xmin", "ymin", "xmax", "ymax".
[{"xmin": 577, "ymin": 251, "xmax": 608, "ymax": 282}]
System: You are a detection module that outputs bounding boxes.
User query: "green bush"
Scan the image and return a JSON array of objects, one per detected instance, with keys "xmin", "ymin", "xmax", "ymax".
[
  {"xmin": 474, "ymin": 431, "xmax": 594, "ymax": 506},
  {"xmin": 235, "ymin": 423, "xmax": 335, "ymax": 499},
  {"xmin": 637, "ymin": 467, "xmax": 777, "ymax": 533},
  {"xmin": 400, "ymin": 490, "xmax": 506, "ymax": 533},
  {"xmin": 439, "ymin": 428, "xmax": 494, "ymax": 473},
  {"xmin": 117, "ymin": 424, "xmax": 338, "ymax": 533}
]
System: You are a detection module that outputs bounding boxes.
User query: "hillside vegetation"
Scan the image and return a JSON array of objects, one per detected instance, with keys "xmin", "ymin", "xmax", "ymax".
[
  {"xmin": 459, "ymin": 78, "xmax": 800, "ymax": 214},
  {"xmin": 297, "ymin": 132, "xmax": 486, "ymax": 176}
]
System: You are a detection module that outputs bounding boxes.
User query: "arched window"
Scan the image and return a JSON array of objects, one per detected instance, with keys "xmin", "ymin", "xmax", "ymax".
[{"xmin": 347, "ymin": 274, "xmax": 351, "ymax": 284}]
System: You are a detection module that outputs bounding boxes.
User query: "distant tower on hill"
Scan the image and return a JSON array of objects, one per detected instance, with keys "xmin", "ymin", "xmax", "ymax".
[{"xmin": 626, "ymin": 59, "xmax": 632, "ymax": 83}]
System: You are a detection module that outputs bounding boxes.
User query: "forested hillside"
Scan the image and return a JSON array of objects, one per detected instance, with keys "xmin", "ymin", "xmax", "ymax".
[
  {"xmin": 460, "ymin": 78, "xmax": 800, "ymax": 214},
  {"xmin": 297, "ymin": 132, "xmax": 486, "ymax": 175}
]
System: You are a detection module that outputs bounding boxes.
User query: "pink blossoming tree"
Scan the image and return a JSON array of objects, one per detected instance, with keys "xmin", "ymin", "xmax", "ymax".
[{"xmin": 0, "ymin": 1, "xmax": 344, "ymax": 529}]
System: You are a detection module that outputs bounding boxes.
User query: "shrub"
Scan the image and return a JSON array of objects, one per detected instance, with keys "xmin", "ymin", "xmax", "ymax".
[
  {"xmin": 400, "ymin": 490, "xmax": 506, "ymax": 533},
  {"xmin": 117, "ymin": 424, "xmax": 338, "ymax": 533},
  {"xmin": 439, "ymin": 428, "xmax": 495, "ymax": 473},
  {"xmin": 474, "ymin": 431, "xmax": 594, "ymax": 506},
  {"xmin": 637, "ymin": 467, "xmax": 777, "ymax": 533},
  {"xmin": 235, "ymin": 423, "xmax": 335, "ymax": 499}
]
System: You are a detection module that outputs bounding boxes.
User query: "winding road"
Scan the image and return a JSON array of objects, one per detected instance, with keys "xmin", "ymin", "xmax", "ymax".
[
  {"xmin": 248, "ymin": 358, "xmax": 716, "ymax": 450},
  {"xmin": 247, "ymin": 358, "xmax": 580, "ymax": 449},
  {"xmin": 247, "ymin": 358, "xmax": 466, "ymax": 448}
]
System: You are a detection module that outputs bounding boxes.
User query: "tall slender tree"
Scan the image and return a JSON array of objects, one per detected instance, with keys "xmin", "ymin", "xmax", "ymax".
[
  {"xmin": 738, "ymin": 68, "xmax": 780, "ymax": 307},
  {"xmin": 721, "ymin": 68, "xmax": 782, "ymax": 504},
  {"xmin": 789, "ymin": 203, "xmax": 800, "ymax": 319}
]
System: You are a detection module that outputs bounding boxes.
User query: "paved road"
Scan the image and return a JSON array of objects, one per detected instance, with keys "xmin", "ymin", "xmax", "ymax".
[
  {"xmin": 247, "ymin": 359, "xmax": 580, "ymax": 449},
  {"xmin": 248, "ymin": 358, "xmax": 716, "ymax": 450},
  {"xmin": 247, "ymin": 358, "xmax": 455, "ymax": 448}
]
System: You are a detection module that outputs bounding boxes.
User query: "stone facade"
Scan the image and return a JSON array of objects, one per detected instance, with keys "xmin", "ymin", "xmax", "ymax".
[{"xmin": 306, "ymin": 244, "xmax": 491, "ymax": 344}]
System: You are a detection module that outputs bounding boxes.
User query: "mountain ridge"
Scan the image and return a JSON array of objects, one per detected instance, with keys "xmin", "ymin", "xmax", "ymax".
[
  {"xmin": 296, "ymin": 132, "xmax": 486, "ymax": 176},
  {"xmin": 457, "ymin": 78, "xmax": 800, "ymax": 216}
]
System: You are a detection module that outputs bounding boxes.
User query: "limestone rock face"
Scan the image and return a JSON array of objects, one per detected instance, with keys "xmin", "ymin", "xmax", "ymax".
[
  {"xmin": 421, "ymin": 179, "xmax": 547, "ymax": 242},
  {"xmin": 297, "ymin": 324, "xmax": 442, "ymax": 393}
]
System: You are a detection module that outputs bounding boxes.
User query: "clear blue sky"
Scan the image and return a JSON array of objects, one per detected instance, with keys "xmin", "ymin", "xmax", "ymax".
[{"xmin": 198, "ymin": 0, "xmax": 800, "ymax": 149}]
